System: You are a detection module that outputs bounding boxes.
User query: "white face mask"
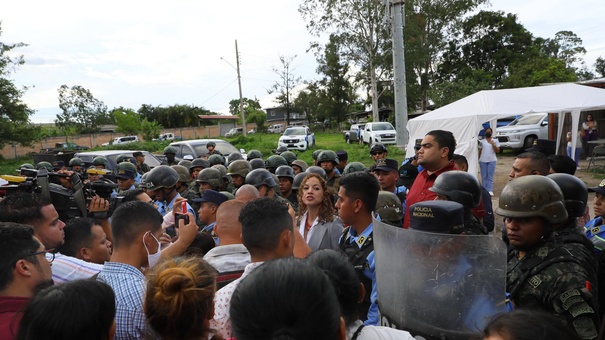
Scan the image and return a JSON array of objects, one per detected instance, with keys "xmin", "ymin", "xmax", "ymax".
[{"xmin": 143, "ymin": 232, "xmax": 161, "ymax": 269}]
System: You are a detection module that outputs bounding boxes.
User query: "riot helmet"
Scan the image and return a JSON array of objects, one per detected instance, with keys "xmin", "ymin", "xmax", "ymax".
[
  {"xmin": 68, "ymin": 158, "xmax": 83, "ymax": 166},
  {"xmin": 92, "ymin": 156, "xmax": 108, "ymax": 167},
  {"xmin": 292, "ymin": 172, "xmax": 307, "ymax": 190},
  {"xmin": 196, "ymin": 168, "xmax": 222, "ymax": 189},
  {"xmin": 247, "ymin": 149, "xmax": 263, "ymax": 161},
  {"xmin": 370, "ymin": 143, "xmax": 387, "ymax": 154},
  {"xmin": 208, "ymin": 154, "xmax": 225, "ymax": 166},
  {"xmin": 37, "ymin": 161, "xmax": 53, "ymax": 172},
  {"xmin": 228, "ymin": 152, "xmax": 244, "ymax": 163},
  {"xmin": 317, "ymin": 150, "xmax": 339, "ymax": 165},
  {"xmin": 250, "ymin": 158, "xmax": 266, "ymax": 170},
  {"xmin": 245, "ymin": 168, "xmax": 277, "ymax": 188},
  {"xmin": 275, "ymin": 165, "xmax": 295, "ymax": 180},
  {"xmin": 429, "ymin": 170, "xmax": 481, "ymax": 210},
  {"xmin": 265, "ymin": 155, "xmax": 288, "ymax": 170},
  {"xmin": 547, "ymin": 173, "xmax": 588, "ymax": 218},
  {"xmin": 163, "ymin": 146, "xmax": 177, "ymax": 155},
  {"xmin": 306, "ymin": 166, "xmax": 327, "ymax": 180},
  {"xmin": 274, "ymin": 145, "xmax": 288, "ymax": 154},
  {"xmin": 190, "ymin": 158, "xmax": 210, "ymax": 170},
  {"xmin": 145, "ymin": 165, "xmax": 179, "ymax": 191},
  {"xmin": 291, "ymin": 159, "xmax": 308, "ymax": 173},
  {"xmin": 280, "ymin": 151, "xmax": 297, "ymax": 165},
  {"xmin": 171, "ymin": 165, "xmax": 192, "ymax": 183},
  {"xmin": 227, "ymin": 160, "xmax": 253, "ymax": 178},
  {"xmin": 178, "ymin": 160, "xmax": 192, "ymax": 169},
  {"xmin": 343, "ymin": 162, "xmax": 367, "ymax": 175}
]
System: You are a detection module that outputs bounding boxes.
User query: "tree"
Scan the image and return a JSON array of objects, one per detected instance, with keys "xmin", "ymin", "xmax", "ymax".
[
  {"xmin": 55, "ymin": 85, "xmax": 108, "ymax": 134},
  {"xmin": 294, "ymin": 82, "xmax": 325, "ymax": 124},
  {"xmin": 229, "ymin": 97, "xmax": 262, "ymax": 124},
  {"xmin": 316, "ymin": 35, "xmax": 358, "ymax": 124},
  {"xmin": 246, "ymin": 110, "xmax": 267, "ymax": 132},
  {"xmin": 300, "ymin": 0, "xmax": 390, "ymax": 121},
  {"xmin": 503, "ymin": 56, "xmax": 576, "ymax": 88},
  {"xmin": 594, "ymin": 57, "xmax": 605, "ymax": 77},
  {"xmin": 140, "ymin": 118, "xmax": 162, "ymax": 142},
  {"xmin": 268, "ymin": 55, "xmax": 301, "ymax": 126},
  {"xmin": 0, "ymin": 25, "xmax": 41, "ymax": 148},
  {"xmin": 112, "ymin": 108, "xmax": 141, "ymax": 135}
]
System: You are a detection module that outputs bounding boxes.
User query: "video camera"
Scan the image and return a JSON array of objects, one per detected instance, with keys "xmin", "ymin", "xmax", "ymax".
[{"xmin": 0, "ymin": 168, "xmax": 123, "ymax": 221}]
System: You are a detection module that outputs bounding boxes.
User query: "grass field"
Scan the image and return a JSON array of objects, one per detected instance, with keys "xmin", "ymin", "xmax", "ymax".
[{"xmin": 0, "ymin": 131, "xmax": 408, "ymax": 176}]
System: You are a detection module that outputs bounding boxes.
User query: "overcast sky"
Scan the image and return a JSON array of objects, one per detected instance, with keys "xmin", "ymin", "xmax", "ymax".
[{"xmin": 3, "ymin": 0, "xmax": 604, "ymax": 123}]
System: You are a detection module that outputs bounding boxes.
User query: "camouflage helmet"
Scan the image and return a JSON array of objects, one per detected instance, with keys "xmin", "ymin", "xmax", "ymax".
[
  {"xmin": 171, "ymin": 165, "xmax": 192, "ymax": 183},
  {"xmin": 208, "ymin": 154, "xmax": 225, "ymax": 166},
  {"xmin": 429, "ymin": 170, "xmax": 482, "ymax": 210},
  {"xmin": 145, "ymin": 165, "xmax": 179, "ymax": 191},
  {"xmin": 178, "ymin": 160, "xmax": 192, "ymax": 169},
  {"xmin": 245, "ymin": 168, "xmax": 277, "ymax": 188},
  {"xmin": 247, "ymin": 150, "xmax": 263, "ymax": 161},
  {"xmin": 312, "ymin": 149, "xmax": 324, "ymax": 161},
  {"xmin": 291, "ymin": 160, "xmax": 308, "ymax": 173},
  {"xmin": 496, "ymin": 175, "xmax": 568, "ymax": 224},
  {"xmin": 370, "ymin": 143, "xmax": 387, "ymax": 154},
  {"xmin": 292, "ymin": 172, "xmax": 307, "ymax": 190},
  {"xmin": 275, "ymin": 145, "xmax": 288, "ymax": 154},
  {"xmin": 117, "ymin": 161, "xmax": 137, "ymax": 173},
  {"xmin": 212, "ymin": 164, "xmax": 228, "ymax": 179},
  {"xmin": 206, "ymin": 141, "xmax": 216, "ymax": 148},
  {"xmin": 375, "ymin": 191, "xmax": 403, "ymax": 227},
  {"xmin": 196, "ymin": 168, "xmax": 222, "ymax": 189},
  {"xmin": 343, "ymin": 162, "xmax": 367, "ymax": 175},
  {"xmin": 140, "ymin": 172, "xmax": 149, "ymax": 186},
  {"xmin": 265, "ymin": 155, "xmax": 288, "ymax": 169},
  {"xmin": 219, "ymin": 191, "xmax": 235, "ymax": 200},
  {"xmin": 275, "ymin": 165, "xmax": 295, "ymax": 180},
  {"xmin": 547, "ymin": 173, "xmax": 588, "ymax": 218},
  {"xmin": 163, "ymin": 146, "xmax": 177, "ymax": 155},
  {"xmin": 250, "ymin": 158, "xmax": 266, "ymax": 170},
  {"xmin": 18, "ymin": 163, "xmax": 35, "ymax": 170},
  {"xmin": 190, "ymin": 158, "xmax": 210, "ymax": 170},
  {"xmin": 68, "ymin": 157, "xmax": 83, "ymax": 166},
  {"xmin": 317, "ymin": 150, "xmax": 339, "ymax": 165},
  {"xmin": 228, "ymin": 152, "xmax": 244, "ymax": 163},
  {"xmin": 116, "ymin": 154, "xmax": 131, "ymax": 164},
  {"xmin": 306, "ymin": 166, "xmax": 327, "ymax": 180},
  {"xmin": 280, "ymin": 151, "xmax": 297, "ymax": 165},
  {"xmin": 227, "ymin": 160, "xmax": 253, "ymax": 178},
  {"xmin": 36, "ymin": 161, "xmax": 53, "ymax": 172},
  {"xmin": 92, "ymin": 156, "xmax": 108, "ymax": 166}
]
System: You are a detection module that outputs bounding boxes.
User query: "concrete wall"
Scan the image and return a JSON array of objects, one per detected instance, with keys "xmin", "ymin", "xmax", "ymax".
[{"xmin": 1, "ymin": 123, "xmax": 257, "ymax": 159}]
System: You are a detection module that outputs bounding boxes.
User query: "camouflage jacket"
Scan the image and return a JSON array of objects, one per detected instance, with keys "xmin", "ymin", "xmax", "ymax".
[{"xmin": 507, "ymin": 236, "xmax": 599, "ymax": 339}]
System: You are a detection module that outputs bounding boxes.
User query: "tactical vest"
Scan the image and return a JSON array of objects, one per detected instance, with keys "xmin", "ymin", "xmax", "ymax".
[{"xmin": 339, "ymin": 226, "xmax": 374, "ymax": 322}]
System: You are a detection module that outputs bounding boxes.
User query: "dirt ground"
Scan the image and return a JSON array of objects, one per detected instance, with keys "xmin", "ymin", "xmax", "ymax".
[{"xmin": 490, "ymin": 154, "xmax": 602, "ymax": 232}]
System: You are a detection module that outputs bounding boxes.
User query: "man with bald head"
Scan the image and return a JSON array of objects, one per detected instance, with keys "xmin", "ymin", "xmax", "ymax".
[
  {"xmin": 234, "ymin": 184, "xmax": 260, "ymax": 203},
  {"xmin": 202, "ymin": 200, "xmax": 250, "ymax": 273}
]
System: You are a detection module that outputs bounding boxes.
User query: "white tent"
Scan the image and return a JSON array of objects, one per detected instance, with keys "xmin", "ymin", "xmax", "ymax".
[{"xmin": 406, "ymin": 83, "xmax": 605, "ymax": 177}]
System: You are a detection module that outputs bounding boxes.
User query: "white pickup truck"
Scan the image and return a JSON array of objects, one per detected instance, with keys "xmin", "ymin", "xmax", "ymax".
[
  {"xmin": 494, "ymin": 113, "xmax": 549, "ymax": 150},
  {"xmin": 361, "ymin": 122, "xmax": 397, "ymax": 145}
]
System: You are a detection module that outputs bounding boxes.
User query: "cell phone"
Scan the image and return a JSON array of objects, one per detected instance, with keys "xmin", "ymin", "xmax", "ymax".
[{"xmin": 175, "ymin": 201, "xmax": 189, "ymax": 228}]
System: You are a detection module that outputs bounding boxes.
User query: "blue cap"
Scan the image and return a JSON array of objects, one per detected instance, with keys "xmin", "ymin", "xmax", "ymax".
[{"xmin": 192, "ymin": 189, "xmax": 228, "ymax": 206}]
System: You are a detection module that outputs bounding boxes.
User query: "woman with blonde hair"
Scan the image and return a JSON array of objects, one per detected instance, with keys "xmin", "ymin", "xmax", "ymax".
[
  {"xmin": 297, "ymin": 173, "xmax": 344, "ymax": 251},
  {"xmin": 144, "ymin": 257, "xmax": 220, "ymax": 340}
]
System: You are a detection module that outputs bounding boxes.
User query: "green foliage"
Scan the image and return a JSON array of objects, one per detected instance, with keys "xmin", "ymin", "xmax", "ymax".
[
  {"xmin": 139, "ymin": 104, "xmax": 215, "ymax": 128},
  {"xmin": 268, "ymin": 55, "xmax": 301, "ymax": 125},
  {"xmin": 113, "ymin": 108, "xmax": 141, "ymax": 135},
  {"xmin": 228, "ymin": 97, "xmax": 262, "ymax": 120},
  {"xmin": 55, "ymin": 85, "xmax": 108, "ymax": 134},
  {"xmin": 246, "ymin": 110, "xmax": 267, "ymax": 132},
  {"xmin": 503, "ymin": 56, "xmax": 576, "ymax": 88},
  {"xmin": 0, "ymin": 25, "xmax": 41, "ymax": 148},
  {"xmin": 595, "ymin": 57, "xmax": 605, "ymax": 78},
  {"xmin": 140, "ymin": 118, "xmax": 163, "ymax": 142}
]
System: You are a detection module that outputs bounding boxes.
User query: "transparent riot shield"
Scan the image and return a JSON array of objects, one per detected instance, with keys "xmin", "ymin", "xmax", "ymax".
[{"xmin": 374, "ymin": 218, "xmax": 507, "ymax": 340}]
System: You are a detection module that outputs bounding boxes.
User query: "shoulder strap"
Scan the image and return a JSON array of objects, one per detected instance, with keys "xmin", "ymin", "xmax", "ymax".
[{"xmin": 351, "ymin": 324, "xmax": 365, "ymax": 340}]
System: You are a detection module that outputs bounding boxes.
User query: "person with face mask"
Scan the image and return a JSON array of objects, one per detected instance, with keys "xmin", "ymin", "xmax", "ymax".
[
  {"xmin": 96, "ymin": 201, "xmax": 197, "ymax": 340},
  {"xmin": 479, "ymin": 127, "xmax": 500, "ymax": 196}
]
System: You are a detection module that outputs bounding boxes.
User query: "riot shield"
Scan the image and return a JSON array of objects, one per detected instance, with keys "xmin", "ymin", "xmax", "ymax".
[{"xmin": 374, "ymin": 218, "xmax": 507, "ymax": 340}]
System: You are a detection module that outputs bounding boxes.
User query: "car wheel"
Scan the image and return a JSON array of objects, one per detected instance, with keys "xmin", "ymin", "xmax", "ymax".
[{"xmin": 523, "ymin": 136, "xmax": 536, "ymax": 150}]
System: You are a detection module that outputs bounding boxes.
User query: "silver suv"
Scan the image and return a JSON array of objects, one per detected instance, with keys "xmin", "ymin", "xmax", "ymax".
[{"xmin": 494, "ymin": 113, "xmax": 549, "ymax": 150}]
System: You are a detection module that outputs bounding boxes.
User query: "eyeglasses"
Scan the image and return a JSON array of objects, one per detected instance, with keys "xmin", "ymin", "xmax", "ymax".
[
  {"xmin": 24, "ymin": 250, "xmax": 55, "ymax": 263},
  {"xmin": 371, "ymin": 152, "xmax": 384, "ymax": 156}
]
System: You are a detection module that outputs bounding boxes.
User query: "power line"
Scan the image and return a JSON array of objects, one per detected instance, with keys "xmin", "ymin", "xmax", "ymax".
[{"xmin": 199, "ymin": 78, "xmax": 237, "ymax": 106}]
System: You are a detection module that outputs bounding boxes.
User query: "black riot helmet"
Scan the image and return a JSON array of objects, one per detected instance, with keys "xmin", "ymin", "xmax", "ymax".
[
  {"xmin": 429, "ymin": 170, "xmax": 481, "ymax": 210},
  {"xmin": 547, "ymin": 173, "xmax": 588, "ymax": 218}
]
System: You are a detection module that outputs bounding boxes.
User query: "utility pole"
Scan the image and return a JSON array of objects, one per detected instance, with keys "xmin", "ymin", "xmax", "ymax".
[
  {"xmin": 390, "ymin": 0, "xmax": 408, "ymax": 147},
  {"xmin": 235, "ymin": 40, "xmax": 247, "ymax": 136}
]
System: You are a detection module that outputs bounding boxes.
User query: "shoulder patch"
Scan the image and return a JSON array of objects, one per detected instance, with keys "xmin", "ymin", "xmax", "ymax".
[
  {"xmin": 573, "ymin": 317, "xmax": 598, "ymax": 339},
  {"xmin": 569, "ymin": 302, "xmax": 594, "ymax": 318},
  {"xmin": 562, "ymin": 296, "xmax": 585, "ymax": 311},
  {"xmin": 528, "ymin": 276, "xmax": 542, "ymax": 289},
  {"xmin": 560, "ymin": 289, "xmax": 581, "ymax": 303}
]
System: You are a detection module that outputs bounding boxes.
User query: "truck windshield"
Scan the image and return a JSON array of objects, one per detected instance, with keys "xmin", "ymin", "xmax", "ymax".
[
  {"xmin": 509, "ymin": 114, "xmax": 544, "ymax": 126},
  {"xmin": 373, "ymin": 123, "xmax": 395, "ymax": 131}
]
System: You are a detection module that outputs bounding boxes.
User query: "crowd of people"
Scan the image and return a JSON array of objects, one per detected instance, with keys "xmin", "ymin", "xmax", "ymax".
[{"xmin": 1, "ymin": 131, "xmax": 605, "ymax": 339}]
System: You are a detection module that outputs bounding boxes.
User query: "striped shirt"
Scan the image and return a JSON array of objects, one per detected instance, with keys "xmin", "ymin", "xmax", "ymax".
[{"xmin": 51, "ymin": 252, "xmax": 103, "ymax": 284}]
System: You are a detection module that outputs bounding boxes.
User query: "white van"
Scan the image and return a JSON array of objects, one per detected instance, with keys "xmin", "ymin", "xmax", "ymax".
[
  {"xmin": 268, "ymin": 124, "xmax": 284, "ymax": 134},
  {"xmin": 102, "ymin": 135, "xmax": 139, "ymax": 147}
]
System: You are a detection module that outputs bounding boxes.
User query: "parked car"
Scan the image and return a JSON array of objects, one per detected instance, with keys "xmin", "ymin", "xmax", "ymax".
[
  {"xmin": 278, "ymin": 126, "xmax": 315, "ymax": 151},
  {"xmin": 225, "ymin": 127, "xmax": 243, "ymax": 137},
  {"xmin": 102, "ymin": 135, "xmax": 139, "ymax": 147},
  {"xmin": 248, "ymin": 128, "xmax": 256, "ymax": 134},
  {"xmin": 494, "ymin": 113, "xmax": 549, "ymax": 150},
  {"xmin": 343, "ymin": 124, "xmax": 365, "ymax": 144},
  {"xmin": 169, "ymin": 139, "xmax": 245, "ymax": 161},
  {"xmin": 361, "ymin": 122, "xmax": 397, "ymax": 145},
  {"xmin": 268, "ymin": 124, "xmax": 284, "ymax": 134},
  {"xmin": 153, "ymin": 133, "xmax": 176, "ymax": 141},
  {"xmin": 74, "ymin": 150, "xmax": 161, "ymax": 171},
  {"xmin": 40, "ymin": 142, "xmax": 90, "ymax": 153},
  {"xmin": 478, "ymin": 116, "xmax": 517, "ymax": 138}
]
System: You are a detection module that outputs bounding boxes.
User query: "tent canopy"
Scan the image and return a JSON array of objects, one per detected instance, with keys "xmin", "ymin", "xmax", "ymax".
[{"xmin": 406, "ymin": 83, "xmax": 605, "ymax": 177}]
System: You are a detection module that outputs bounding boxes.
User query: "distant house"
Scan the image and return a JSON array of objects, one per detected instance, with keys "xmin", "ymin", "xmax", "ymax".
[{"xmin": 265, "ymin": 107, "xmax": 307, "ymax": 124}]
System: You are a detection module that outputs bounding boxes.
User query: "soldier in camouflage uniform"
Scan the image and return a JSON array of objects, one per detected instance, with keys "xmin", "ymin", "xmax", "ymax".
[
  {"xmin": 133, "ymin": 151, "xmax": 151, "ymax": 174},
  {"xmin": 497, "ymin": 175, "xmax": 599, "ymax": 340},
  {"xmin": 316, "ymin": 150, "xmax": 341, "ymax": 199},
  {"xmin": 171, "ymin": 165, "xmax": 198, "ymax": 203}
]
